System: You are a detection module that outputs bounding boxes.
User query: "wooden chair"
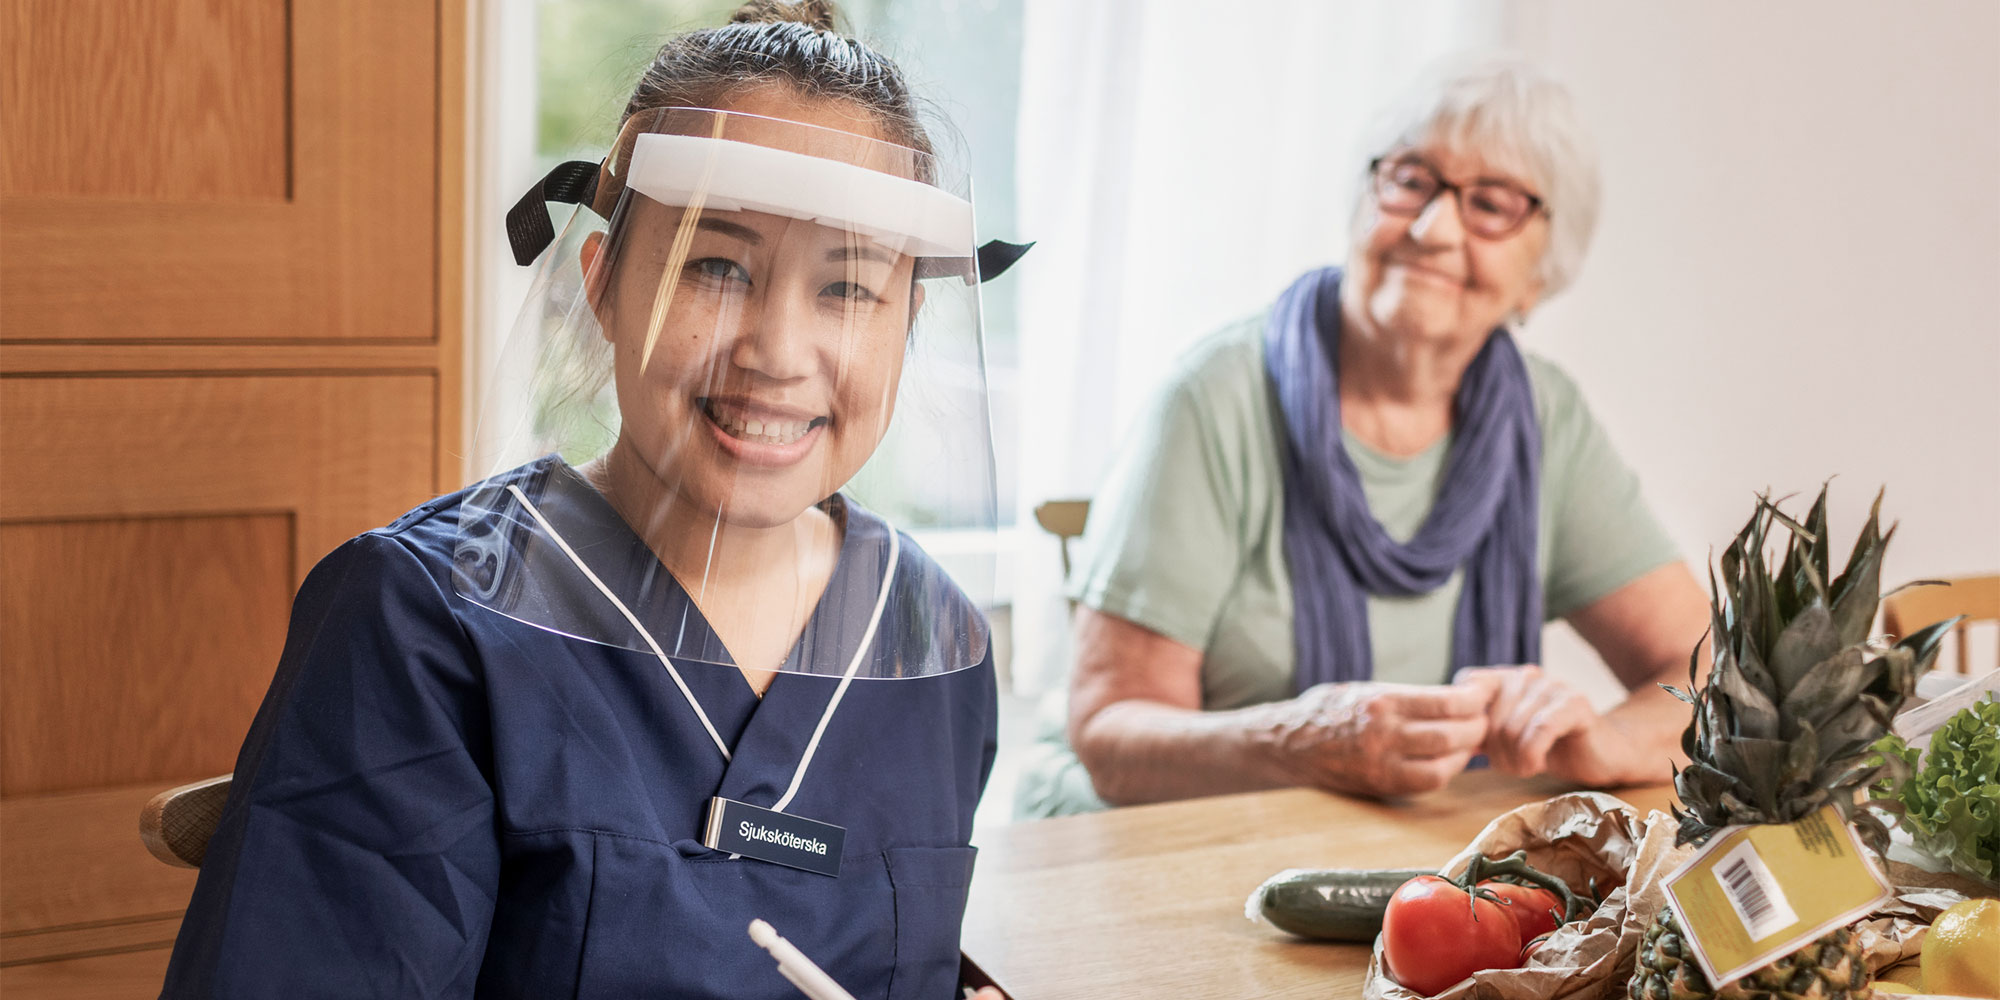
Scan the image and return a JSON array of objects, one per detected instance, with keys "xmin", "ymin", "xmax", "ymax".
[
  {"xmin": 1881, "ymin": 573, "xmax": 2000, "ymax": 675},
  {"xmin": 140, "ymin": 774, "xmax": 233, "ymax": 868},
  {"xmin": 1032, "ymin": 499, "xmax": 1091, "ymax": 579}
]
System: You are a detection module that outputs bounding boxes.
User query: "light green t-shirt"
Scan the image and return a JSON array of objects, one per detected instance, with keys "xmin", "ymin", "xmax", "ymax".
[{"xmin": 1015, "ymin": 315, "xmax": 1680, "ymax": 818}]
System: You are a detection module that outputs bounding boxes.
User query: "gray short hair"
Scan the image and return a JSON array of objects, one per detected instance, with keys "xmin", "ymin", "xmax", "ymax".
[{"xmin": 1354, "ymin": 55, "xmax": 1601, "ymax": 300}]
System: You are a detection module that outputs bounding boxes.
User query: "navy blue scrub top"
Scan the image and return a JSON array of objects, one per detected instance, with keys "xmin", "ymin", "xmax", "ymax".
[{"xmin": 162, "ymin": 457, "xmax": 999, "ymax": 999}]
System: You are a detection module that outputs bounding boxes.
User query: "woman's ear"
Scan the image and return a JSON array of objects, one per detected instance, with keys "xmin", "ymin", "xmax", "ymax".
[
  {"xmin": 904, "ymin": 281, "xmax": 926, "ymax": 335},
  {"xmin": 580, "ymin": 231, "xmax": 618, "ymax": 343},
  {"xmin": 1516, "ymin": 274, "xmax": 1545, "ymax": 320},
  {"xmin": 580, "ymin": 230, "xmax": 609, "ymax": 309}
]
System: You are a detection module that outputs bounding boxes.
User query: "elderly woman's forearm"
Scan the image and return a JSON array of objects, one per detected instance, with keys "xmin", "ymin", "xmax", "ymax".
[
  {"xmin": 1609, "ymin": 622, "xmax": 1710, "ymax": 781},
  {"xmin": 1603, "ymin": 681, "xmax": 1694, "ymax": 781},
  {"xmin": 1072, "ymin": 699, "xmax": 1300, "ymax": 805}
]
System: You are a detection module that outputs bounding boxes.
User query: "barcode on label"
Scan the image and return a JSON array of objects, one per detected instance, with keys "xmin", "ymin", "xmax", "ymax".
[{"xmin": 1715, "ymin": 840, "xmax": 1798, "ymax": 941}]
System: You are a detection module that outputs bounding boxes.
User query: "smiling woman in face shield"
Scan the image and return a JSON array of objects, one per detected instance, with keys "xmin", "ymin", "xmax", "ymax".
[
  {"xmin": 1018, "ymin": 58, "xmax": 1710, "ymax": 818},
  {"xmin": 162, "ymin": 3, "xmax": 1019, "ymax": 997}
]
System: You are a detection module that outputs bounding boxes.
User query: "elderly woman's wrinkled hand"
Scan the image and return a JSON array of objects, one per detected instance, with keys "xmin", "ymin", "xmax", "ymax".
[
  {"xmin": 1272, "ymin": 682, "xmax": 1495, "ymax": 799},
  {"xmin": 1452, "ymin": 665, "xmax": 1639, "ymax": 787}
]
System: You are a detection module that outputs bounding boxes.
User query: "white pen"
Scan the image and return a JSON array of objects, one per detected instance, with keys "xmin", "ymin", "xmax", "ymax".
[{"xmin": 748, "ymin": 919, "xmax": 859, "ymax": 1000}]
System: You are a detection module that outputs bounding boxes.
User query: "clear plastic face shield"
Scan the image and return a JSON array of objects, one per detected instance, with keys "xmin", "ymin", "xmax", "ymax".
[{"xmin": 458, "ymin": 108, "xmax": 1014, "ymax": 681}]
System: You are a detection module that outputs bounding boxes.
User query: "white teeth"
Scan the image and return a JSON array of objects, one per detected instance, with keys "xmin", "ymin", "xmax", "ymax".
[{"xmin": 705, "ymin": 404, "xmax": 815, "ymax": 446}]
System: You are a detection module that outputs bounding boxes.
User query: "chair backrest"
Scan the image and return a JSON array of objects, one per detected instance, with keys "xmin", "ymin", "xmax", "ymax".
[
  {"xmin": 140, "ymin": 774, "xmax": 233, "ymax": 868},
  {"xmin": 1881, "ymin": 573, "xmax": 2000, "ymax": 675},
  {"xmin": 1032, "ymin": 499, "xmax": 1091, "ymax": 579}
]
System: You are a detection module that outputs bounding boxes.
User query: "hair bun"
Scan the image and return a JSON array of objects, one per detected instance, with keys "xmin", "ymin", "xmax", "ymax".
[{"xmin": 729, "ymin": 0, "xmax": 840, "ymax": 30}]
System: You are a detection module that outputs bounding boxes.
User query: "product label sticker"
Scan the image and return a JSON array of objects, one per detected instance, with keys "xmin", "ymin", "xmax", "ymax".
[{"xmin": 1661, "ymin": 804, "xmax": 1892, "ymax": 987}]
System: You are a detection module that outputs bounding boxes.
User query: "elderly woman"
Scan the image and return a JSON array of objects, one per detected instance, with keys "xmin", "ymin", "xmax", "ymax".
[{"xmin": 1017, "ymin": 59, "xmax": 1708, "ymax": 817}]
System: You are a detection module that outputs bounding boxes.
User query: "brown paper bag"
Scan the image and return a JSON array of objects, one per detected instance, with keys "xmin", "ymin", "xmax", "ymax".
[
  {"xmin": 1847, "ymin": 859, "xmax": 1991, "ymax": 973},
  {"xmin": 1361, "ymin": 792, "xmax": 1687, "ymax": 1000}
]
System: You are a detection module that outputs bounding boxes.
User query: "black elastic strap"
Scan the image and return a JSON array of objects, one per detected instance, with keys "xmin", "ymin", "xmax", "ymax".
[
  {"xmin": 975, "ymin": 239, "xmax": 1034, "ymax": 282},
  {"xmin": 915, "ymin": 239, "xmax": 1036, "ymax": 284},
  {"xmin": 506, "ymin": 160, "xmax": 601, "ymax": 266}
]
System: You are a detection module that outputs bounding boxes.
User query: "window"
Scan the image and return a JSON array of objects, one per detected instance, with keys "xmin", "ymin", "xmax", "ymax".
[{"xmin": 475, "ymin": 0, "xmax": 1025, "ymax": 541}]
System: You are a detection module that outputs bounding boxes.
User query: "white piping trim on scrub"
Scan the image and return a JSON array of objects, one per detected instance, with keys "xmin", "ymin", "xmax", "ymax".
[
  {"xmin": 771, "ymin": 526, "xmax": 899, "ymax": 815},
  {"xmin": 505, "ymin": 484, "xmax": 732, "ymax": 761}
]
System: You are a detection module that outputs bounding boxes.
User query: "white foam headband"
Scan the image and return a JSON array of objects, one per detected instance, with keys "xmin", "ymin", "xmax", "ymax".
[{"xmin": 621, "ymin": 132, "xmax": 974, "ymax": 259}]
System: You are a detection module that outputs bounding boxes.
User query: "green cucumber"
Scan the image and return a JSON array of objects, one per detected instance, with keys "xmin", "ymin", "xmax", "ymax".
[{"xmin": 1251, "ymin": 868, "xmax": 1431, "ymax": 941}]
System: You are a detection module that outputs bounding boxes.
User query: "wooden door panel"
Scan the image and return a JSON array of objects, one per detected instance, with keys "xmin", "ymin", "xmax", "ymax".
[
  {"xmin": 0, "ymin": 514, "xmax": 293, "ymax": 796},
  {"xmin": 0, "ymin": 372, "xmax": 439, "ymax": 986},
  {"xmin": 0, "ymin": 373, "xmax": 438, "ymax": 575},
  {"xmin": 0, "ymin": 784, "xmax": 197, "ymax": 936},
  {"xmin": 0, "ymin": 1, "xmax": 436, "ymax": 342},
  {"xmin": 0, "ymin": 201, "xmax": 301, "ymax": 340},
  {"xmin": 0, "ymin": 0, "xmax": 289, "ymax": 202}
]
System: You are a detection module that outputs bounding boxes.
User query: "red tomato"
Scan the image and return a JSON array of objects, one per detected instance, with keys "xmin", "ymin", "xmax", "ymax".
[
  {"xmin": 1519, "ymin": 931, "xmax": 1554, "ymax": 965},
  {"xmin": 1381, "ymin": 875, "xmax": 1522, "ymax": 996},
  {"xmin": 1478, "ymin": 880, "xmax": 1564, "ymax": 946}
]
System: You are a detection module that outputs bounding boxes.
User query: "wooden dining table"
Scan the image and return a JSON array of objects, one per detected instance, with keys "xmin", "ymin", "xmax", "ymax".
[{"xmin": 961, "ymin": 773, "xmax": 1680, "ymax": 999}]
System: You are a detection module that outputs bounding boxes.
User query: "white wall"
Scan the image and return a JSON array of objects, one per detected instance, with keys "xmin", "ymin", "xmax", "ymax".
[{"xmin": 1505, "ymin": 1, "xmax": 2000, "ymax": 699}]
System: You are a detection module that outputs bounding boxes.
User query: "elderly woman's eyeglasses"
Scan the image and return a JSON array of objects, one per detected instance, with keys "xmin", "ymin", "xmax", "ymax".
[{"xmin": 1368, "ymin": 157, "xmax": 1545, "ymax": 240}]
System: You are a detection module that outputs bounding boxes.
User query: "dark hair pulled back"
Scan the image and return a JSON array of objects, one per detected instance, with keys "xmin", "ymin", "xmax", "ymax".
[{"xmin": 623, "ymin": 0, "xmax": 932, "ymax": 158}]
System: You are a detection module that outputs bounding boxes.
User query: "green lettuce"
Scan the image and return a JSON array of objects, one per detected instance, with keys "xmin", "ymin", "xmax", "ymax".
[{"xmin": 1873, "ymin": 693, "xmax": 2000, "ymax": 883}]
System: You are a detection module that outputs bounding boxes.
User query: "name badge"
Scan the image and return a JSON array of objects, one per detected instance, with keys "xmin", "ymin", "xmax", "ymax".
[{"xmin": 704, "ymin": 797, "xmax": 846, "ymax": 877}]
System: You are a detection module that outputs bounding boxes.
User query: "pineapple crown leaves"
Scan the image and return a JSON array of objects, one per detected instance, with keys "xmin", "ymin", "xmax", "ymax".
[{"xmin": 1661, "ymin": 486, "xmax": 1960, "ymax": 850}]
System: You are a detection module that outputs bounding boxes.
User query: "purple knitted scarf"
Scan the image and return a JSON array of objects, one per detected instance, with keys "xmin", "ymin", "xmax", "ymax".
[{"xmin": 1264, "ymin": 267, "xmax": 1541, "ymax": 690}]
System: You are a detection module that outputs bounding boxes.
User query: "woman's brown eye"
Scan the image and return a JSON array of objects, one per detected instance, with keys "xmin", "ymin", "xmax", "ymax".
[
  {"xmin": 690, "ymin": 258, "xmax": 749, "ymax": 283},
  {"xmin": 824, "ymin": 281, "xmax": 879, "ymax": 303}
]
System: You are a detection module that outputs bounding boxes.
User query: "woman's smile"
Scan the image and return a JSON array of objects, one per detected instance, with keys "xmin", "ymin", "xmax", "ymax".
[
  {"xmin": 1389, "ymin": 257, "xmax": 1467, "ymax": 289},
  {"xmin": 699, "ymin": 395, "xmax": 829, "ymax": 467}
]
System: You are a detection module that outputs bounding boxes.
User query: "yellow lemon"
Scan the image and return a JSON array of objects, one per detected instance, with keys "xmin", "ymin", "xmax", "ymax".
[{"xmin": 1924, "ymin": 897, "xmax": 2000, "ymax": 999}]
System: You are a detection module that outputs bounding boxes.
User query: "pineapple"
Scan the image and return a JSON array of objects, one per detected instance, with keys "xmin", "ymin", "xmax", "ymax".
[{"xmin": 1629, "ymin": 488, "xmax": 1958, "ymax": 1000}]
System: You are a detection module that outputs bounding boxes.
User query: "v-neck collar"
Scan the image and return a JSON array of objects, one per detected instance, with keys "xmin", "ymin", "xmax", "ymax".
[
  {"xmin": 518, "ymin": 457, "xmax": 891, "ymax": 676},
  {"xmin": 462, "ymin": 456, "xmax": 975, "ymax": 691},
  {"xmin": 456, "ymin": 456, "xmax": 997, "ymax": 823},
  {"xmin": 494, "ymin": 458, "xmax": 904, "ymax": 782}
]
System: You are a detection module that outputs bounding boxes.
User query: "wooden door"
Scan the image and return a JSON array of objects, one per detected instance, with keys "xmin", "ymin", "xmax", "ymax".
[{"xmin": 0, "ymin": 2, "xmax": 465, "ymax": 992}]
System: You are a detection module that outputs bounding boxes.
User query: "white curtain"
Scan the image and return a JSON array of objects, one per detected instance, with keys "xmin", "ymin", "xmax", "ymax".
[{"xmin": 1005, "ymin": 0, "xmax": 1513, "ymax": 694}]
